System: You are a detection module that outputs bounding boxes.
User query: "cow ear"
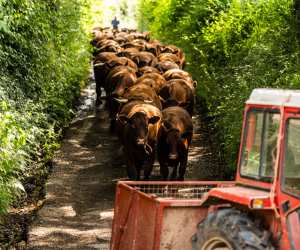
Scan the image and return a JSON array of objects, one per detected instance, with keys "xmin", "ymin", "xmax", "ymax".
[
  {"xmin": 149, "ymin": 116, "xmax": 160, "ymax": 124},
  {"xmin": 181, "ymin": 131, "xmax": 192, "ymax": 139},
  {"xmin": 117, "ymin": 114, "xmax": 129, "ymax": 124},
  {"xmin": 161, "ymin": 122, "xmax": 170, "ymax": 131}
]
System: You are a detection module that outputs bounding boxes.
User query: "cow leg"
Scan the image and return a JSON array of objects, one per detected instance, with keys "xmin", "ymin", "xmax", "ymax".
[
  {"xmin": 143, "ymin": 164, "xmax": 153, "ymax": 180},
  {"xmin": 95, "ymin": 82, "xmax": 102, "ymax": 106},
  {"xmin": 159, "ymin": 164, "xmax": 169, "ymax": 180},
  {"xmin": 178, "ymin": 154, "xmax": 188, "ymax": 181},
  {"xmin": 143, "ymin": 153, "xmax": 155, "ymax": 180},
  {"xmin": 125, "ymin": 156, "xmax": 138, "ymax": 180},
  {"xmin": 170, "ymin": 164, "xmax": 178, "ymax": 180}
]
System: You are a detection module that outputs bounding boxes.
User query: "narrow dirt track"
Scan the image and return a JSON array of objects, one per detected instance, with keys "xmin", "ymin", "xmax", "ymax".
[{"xmin": 27, "ymin": 77, "xmax": 222, "ymax": 249}]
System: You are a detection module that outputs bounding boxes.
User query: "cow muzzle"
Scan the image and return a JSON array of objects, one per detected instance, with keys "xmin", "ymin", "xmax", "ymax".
[
  {"xmin": 168, "ymin": 154, "xmax": 178, "ymax": 160},
  {"xmin": 136, "ymin": 138, "xmax": 145, "ymax": 145}
]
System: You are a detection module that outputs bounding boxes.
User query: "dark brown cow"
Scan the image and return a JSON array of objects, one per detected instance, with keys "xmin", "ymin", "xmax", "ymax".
[
  {"xmin": 135, "ymin": 73, "xmax": 166, "ymax": 93},
  {"xmin": 117, "ymin": 48, "xmax": 139, "ymax": 60},
  {"xmin": 131, "ymin": 52, "xmax": 158, "ymax": 68},
  {"xmin": 161, "ymin": 45, "xmax": 186, "ymax": 68},
  {"xmin": 145, "ymin": 41, "xmax": 162, "ymax": 57},
  {"xmin": 105, "ymin": 66, "xmax": 137, "ymax": 130},
  {"xmin": 155, "ymin": 61, "xmax": 180, "ymax": 73},
  {"xmin": 122, "ymin": 41, "xmax": 145, "ymax": 51},
  {"xmin": 105, "ymin": 65, "xmax": 137, "ymax": 96},
  {"xmin": 90, "ymin": 30, "xmax": 103, "ymax": 47},
  {"xmin": 163, "ymin": 69, "xmax": 197, "ymax": 94},
  {"xmin": 126, "ymin": 32, "xmax": 150, "ymax": 42},
  {"xmin": 93, "ymin": 52, "xmax": 118, "ymax": 105},
  {"xmin": 159, "ymin": 79, "xmax": 194, "ymax": 115},
  {"xmin": 94, "ymin": 55, "xmax": 137, "ymax": 106},
  {"xmin": 90, "ymin": 29, "xmax": 114, "ymax": 48},
  {"xmin": 120, "ymin": 83, "xmax": 162, "ymax": 110},
  {"xmin": 117, "ymin": 103, "xmax": 161, "ymax": 180},
  {"xmin": 137, "ymin": 66, "xmax": 160, "ymax": 77},
  {"xmin": 96, "ymin": 39, "xmax": 121, "ymax": 52},
  {"xmin": 115, "ymin": 32, "xmax": 129, "ymax": 44},
  {"xmin": 157, "ymin": 106, "xmax": 193, "ymax": 180},
  {"xmin": 105, "ymin": 57, "xmax": 138, "ymax": 75},
  {"xmin": 158, "ymin": 53, "xmax": 181, "ymax": 67}
]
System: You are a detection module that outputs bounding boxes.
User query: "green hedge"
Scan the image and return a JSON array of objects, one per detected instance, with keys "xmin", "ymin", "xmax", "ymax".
[
  {"xmin": 137, "ymin": 0, "xmax": 300, "ymax": 177},
  {"xmin": 0, "ymin": 0, "xmax": 95, "ymax": 213}
]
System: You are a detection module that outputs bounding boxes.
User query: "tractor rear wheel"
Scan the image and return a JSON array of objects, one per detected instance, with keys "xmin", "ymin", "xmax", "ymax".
[{"xmin": 191, "ymin": 208, "xmax": 274, "ymax": 250}]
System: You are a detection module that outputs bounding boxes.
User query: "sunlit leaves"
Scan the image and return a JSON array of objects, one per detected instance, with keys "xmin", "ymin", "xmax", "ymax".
[
  {"xmin": 0, "ymin": 0, "xmax": 93, "ymax": 214},
  {"xmin": 137, "ymin": 0, "xmax": 299, "ymax": 177}
]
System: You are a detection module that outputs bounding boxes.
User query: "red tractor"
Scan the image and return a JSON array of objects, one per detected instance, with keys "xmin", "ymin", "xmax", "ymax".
[{"xmin": 110, "ymin": 89, "xmax": 300, "ymax": 250}]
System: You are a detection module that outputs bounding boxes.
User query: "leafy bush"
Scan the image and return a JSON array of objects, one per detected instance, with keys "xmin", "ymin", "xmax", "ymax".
[
  {"xmin": 0, "ymin": 0, "xmax": 96, "ymax": 214},
  {"xmin": 137, "ymin": 0, "xmax": 299, "ymax": 177}
]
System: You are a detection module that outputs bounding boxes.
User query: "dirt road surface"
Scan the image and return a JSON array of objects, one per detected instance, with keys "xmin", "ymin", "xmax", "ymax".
[{"xmin": 27, "ymin": 79, "xmax": 222, "ymax": 249}]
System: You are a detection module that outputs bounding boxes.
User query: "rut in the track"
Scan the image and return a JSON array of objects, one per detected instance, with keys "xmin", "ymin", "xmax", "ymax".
[{"xmin": 27, "ymin": 80, "xmax": 222, "ymax": 249}]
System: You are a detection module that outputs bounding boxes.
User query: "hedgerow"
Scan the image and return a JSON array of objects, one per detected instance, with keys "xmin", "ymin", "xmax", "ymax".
[
  {"xmin": 137, "ymin": 0, "xmax": 300, "ymax": 177},
  {"xmin": 0, "ymin": 0, "xmax": 96, "ymax": 214}
]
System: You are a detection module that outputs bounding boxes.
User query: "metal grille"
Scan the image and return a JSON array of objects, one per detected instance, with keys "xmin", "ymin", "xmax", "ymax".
[{"xmin": 131, "ymin": 183, "xmax": 217, "ymax": 199}]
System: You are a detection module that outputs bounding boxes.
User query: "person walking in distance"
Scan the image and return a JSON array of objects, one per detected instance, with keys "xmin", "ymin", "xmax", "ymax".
[{"xmin": 111, "ymin": 16, "xmax": 120, "ymax": 30}]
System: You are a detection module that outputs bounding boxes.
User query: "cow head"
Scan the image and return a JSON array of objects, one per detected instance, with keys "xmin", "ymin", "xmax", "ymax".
[
  {"xmin": 118, "ymin": 112, "xmax": 160, "ymax": 152},
  {"xmin": 161, "ymin": 122, "xmax": 192, "ymax": 160},
  {"xmin": 111, "ymin": 72, "xmax": 137, "ymax": 97}
]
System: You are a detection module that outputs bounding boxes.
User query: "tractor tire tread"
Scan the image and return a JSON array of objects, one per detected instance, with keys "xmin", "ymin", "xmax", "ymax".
[{"xmin": 192, "ymin": 208, "xmax": 274, "ymax": 250}]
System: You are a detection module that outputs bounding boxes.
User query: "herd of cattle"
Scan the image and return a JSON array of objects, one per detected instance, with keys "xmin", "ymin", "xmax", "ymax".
[{"xmin": 91, "ymin": 27, "xmax": 197, "ymax": 181}]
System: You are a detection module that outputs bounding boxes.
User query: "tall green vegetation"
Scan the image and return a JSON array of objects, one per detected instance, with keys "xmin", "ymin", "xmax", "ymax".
[
  {"xmin": 0, "ymin": 0, "xmax": 97, "ymax": 213},
  {"xmin": 137, "ymin": 0, "xmax": 300, "ymax": 177}
]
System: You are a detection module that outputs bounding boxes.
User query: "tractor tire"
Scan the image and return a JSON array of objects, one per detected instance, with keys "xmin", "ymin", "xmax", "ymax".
[{"xmin": 191, "ymin": 208, "xmax": 274, "ymax": 250}]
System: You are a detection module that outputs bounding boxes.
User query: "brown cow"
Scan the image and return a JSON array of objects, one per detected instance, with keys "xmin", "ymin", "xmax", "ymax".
[
  {"xmin": 94, "ymin": 55, "xmax": 137, "ymax": 106},
  {"xmin": 135, "ymin": 73, "xmax": 166, "ymax": 93},
  {"xmin": 105, "ymin": 65, "xmax": 137, "ymax": 96},
  {"xmin": 93, "ymin": 52, "xmax": 118, "ymax": 106},
  {"xmin": 155, "ymin": 61, "xmax": 180, "ymax": 73},
  {"xmin": 145, "ymin": 41, "xmax": 162, "ymax": 57},
  {"xmin": 122, "ymin": 41, "xmax": 145, "ymax": 51},
  {"xmin": 161, "ymin": 45, "xmax": 186, "ymax": 68},
  {"xmin": 157, "ymin": 106, "xmax": 193, "ymax": 180},
  {"xmin": 137, "ymin": 66, "xmax": 160, "ymax": 77},
  {"xmin": 117, "ymin": 48, "xmax": 139, "ymax": 60},
  {"xmin": 163, "ymin": 69, "xmax": 197, "ymax": 94},
  {"xmin": 105, "ymin": 57, "xmax": 138, "ymax": 75},
  {"xmin": 117, "ymin": 103, "xmax": 161, "ymax": 180},
  {"xmin": 159, "ymin": 79, "xmax": 194, "ymax": 115},
  {"xmin": 105, "ymin": 66, "xmax": 137, "ymax": 131},
  {"xmin": 96, "ymin": 39, "xmax": 121, "ymax": 53},
  {"xmin": 120, "ymin": 83, "xmax": 162, "ymax": 110},
  {"xmin": 131, "ymin": 51, "xmax": 158, "ymax": 68},
  {"xmin": 158, "ymin": 53, "xmax": 181, "ymax": 66}
]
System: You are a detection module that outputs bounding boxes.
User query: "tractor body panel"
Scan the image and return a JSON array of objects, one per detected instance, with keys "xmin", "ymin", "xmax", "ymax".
[
  {"xmin": 207, "ymin": 186, "xmax": 272, "ymax": 209},
  {"xmin": 110, "ymin": 181, "xmax": 234, "ymax": 250}
]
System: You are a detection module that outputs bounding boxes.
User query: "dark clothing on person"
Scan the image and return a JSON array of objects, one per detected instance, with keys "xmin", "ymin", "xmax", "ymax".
[{"xmin": 112, "ymin": 18, "xmax": 120, "ymax": 29}]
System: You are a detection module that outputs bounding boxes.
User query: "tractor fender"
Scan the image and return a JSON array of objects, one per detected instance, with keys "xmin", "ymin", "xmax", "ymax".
[{"xmin": 200, "ymin": 185, "xmax": 273, "ymax": 210}]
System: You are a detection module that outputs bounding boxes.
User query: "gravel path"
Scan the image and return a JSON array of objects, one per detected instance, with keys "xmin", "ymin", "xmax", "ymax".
[{"xmin": 27, "ymin": 79, "xmax": 222, "ymax": 249}]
